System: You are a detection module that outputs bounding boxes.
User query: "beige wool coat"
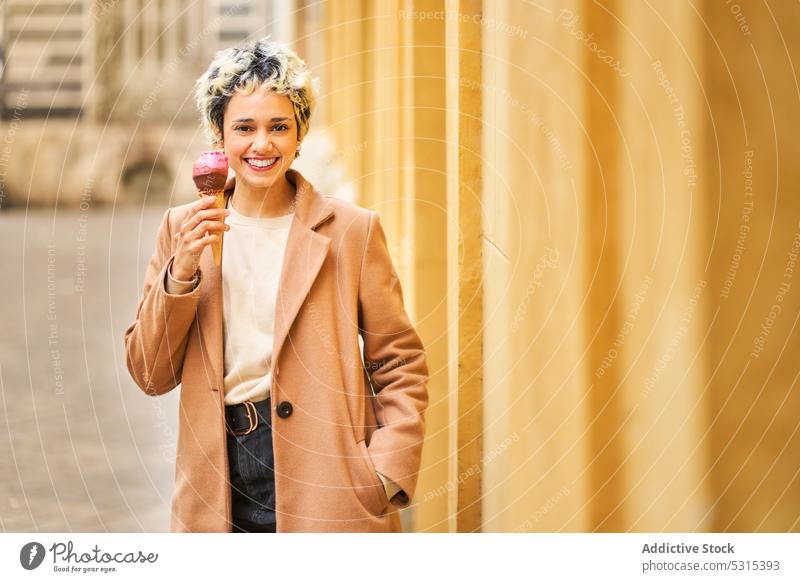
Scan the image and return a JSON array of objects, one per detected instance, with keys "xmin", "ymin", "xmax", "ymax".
[{"xmin": 124, "ymin": 169, "xmax": 428, "ymax": 532}]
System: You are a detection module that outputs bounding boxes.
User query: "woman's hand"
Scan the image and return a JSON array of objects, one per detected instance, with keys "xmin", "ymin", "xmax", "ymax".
[{"xmin": 171, "ymin": 195, "xmax": 230, "ymax": 280}]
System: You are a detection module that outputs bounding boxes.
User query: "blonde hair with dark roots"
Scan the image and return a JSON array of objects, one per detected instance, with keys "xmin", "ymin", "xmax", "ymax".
[{"xmin": 194, "ymin": 37, "xmax": 318, "ymax": 154}]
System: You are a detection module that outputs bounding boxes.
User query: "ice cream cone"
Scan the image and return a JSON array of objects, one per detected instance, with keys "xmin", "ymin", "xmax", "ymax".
[
  {"xmin": 198, "ymin": 189, "xmax": 226, "ymax": 266},
  {"xmin": 192, "ymin": 151, "xmax": 230, "ymax": 268}
]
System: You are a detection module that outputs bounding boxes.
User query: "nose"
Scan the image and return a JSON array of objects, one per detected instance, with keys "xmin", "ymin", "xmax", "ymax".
[{"xmin": 251, "ymin": 129, "xmax": 274, "ymax": 154}]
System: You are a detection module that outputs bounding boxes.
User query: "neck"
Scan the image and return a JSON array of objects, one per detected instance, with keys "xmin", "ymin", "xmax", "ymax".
[{"xmin": 231, "ymin": 173, "xmax": 296, "ymax": 218}]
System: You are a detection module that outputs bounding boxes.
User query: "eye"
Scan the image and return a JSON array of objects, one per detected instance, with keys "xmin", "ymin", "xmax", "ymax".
[
  {"xmin": 272, "ymin": 124, "xmax": 289, "ymax": 132},
  {"xmin": 234, "ymin": 125, "xmax": 253, "ymax": 132}
]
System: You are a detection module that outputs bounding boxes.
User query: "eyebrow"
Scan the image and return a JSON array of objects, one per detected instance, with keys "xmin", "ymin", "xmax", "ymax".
[{"xmin": 231, "ymin": 117, "xmax": 292, "ymax": 123}]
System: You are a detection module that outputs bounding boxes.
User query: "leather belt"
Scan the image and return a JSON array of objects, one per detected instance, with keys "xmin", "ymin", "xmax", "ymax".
[{"xmin": 225, "ymin": 398, "xmax": 271, "ymax": 436}]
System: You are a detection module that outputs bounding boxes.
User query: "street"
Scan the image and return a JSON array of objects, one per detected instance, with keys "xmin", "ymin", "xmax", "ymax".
[{"xmin": 0, "ymin": 206, "xmax": 177, "ymax": 532}]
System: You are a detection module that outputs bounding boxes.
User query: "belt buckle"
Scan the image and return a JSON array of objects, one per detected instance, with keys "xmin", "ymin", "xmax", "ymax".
[{"xmin": 227, "ymin": 400, "xmax": 258, "ymax": 436}]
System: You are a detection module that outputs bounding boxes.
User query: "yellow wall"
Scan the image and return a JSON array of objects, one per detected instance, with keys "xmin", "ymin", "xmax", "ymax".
[
  {"xmin": 482, "ymin": 0, "xmax": 592, "ymax": 532},
  {"xmin": 319, "ymin": 0, "xmax": 800, "ymax": 532},
  {"xmin": 323, "ymin": 0, "xmax": 450, "ymax": 532},
  {"xmin": 703, "ymin": 0, "xmax": 800, "ymax": 531}
]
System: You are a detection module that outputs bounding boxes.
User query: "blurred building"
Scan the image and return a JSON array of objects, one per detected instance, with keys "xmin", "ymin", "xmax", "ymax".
[{"xmin": 0, "ymin": 0, "xmax": 298, "ymax": 206}]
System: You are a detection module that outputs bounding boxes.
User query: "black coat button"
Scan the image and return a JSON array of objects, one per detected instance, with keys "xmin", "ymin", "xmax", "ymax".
[{"xmin": 277, "ymin": 401, "xmax": 293, "ymax": 419}]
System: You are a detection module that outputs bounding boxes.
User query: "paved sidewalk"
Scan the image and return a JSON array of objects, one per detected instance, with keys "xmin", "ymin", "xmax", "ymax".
[{"xmin": 0, "ymin": 206, "xmax": 177, "ymax": 532}]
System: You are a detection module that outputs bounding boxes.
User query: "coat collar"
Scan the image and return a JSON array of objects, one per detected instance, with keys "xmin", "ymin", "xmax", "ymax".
[
  {"xmin": 198, "ymin": 168, "xmax": 335, "ymax": 387},
  {"xmin": 222, "ymin": 168, "xmax": 335, "ymax": 230}
]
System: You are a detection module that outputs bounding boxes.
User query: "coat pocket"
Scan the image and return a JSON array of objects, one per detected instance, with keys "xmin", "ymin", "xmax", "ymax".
[{"xmin": 356, "ymin": 439, "xmax": 390, "ymax": 516}]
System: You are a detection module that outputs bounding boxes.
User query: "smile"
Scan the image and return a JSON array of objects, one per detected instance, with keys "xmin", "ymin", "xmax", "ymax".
[{"xmin": 245, "ymin": 157, "xmax": 279, "ymax": 171}]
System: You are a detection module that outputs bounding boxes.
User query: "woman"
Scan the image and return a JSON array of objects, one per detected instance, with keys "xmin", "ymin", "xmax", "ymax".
[{"xmin": 124, "ymin": 38, "xmax": 429, "ymax": 533}]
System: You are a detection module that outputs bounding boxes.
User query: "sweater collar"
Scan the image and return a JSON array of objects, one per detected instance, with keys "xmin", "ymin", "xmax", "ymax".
[{"xmin": 223, "ymin": 168, "xmax": 334, "ymax": 231}]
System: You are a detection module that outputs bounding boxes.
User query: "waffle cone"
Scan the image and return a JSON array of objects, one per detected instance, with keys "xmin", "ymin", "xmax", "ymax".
[{"xmin": 199, "ymin": 189, "xmax": 225, "ymax": 266}]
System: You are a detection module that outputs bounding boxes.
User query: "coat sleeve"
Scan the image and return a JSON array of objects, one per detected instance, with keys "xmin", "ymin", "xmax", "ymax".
[
  {"xmin": 358, "ymin": 211, "xmax": 429, "ymax": 508},
  {"xmin": 124, "ymin": 208, "xmax": 202, "ymax": 396}
]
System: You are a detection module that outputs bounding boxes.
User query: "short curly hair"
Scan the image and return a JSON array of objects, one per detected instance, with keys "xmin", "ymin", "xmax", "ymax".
[{"xmin": 194, "ymin": 37, "xmax": 318, "ymax": 154}]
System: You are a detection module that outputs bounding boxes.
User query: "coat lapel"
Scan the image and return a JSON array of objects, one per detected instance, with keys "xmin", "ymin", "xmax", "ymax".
[
  {"xmin": 196, "ymin": 169, "xmax": 335, "ymax": 385},
  {"xmin": 272, "ymin": 170, "xmax": 334, "ymax": 370}
]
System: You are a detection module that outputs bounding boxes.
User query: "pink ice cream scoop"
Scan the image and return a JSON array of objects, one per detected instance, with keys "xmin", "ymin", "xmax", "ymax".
[{"xmin": 192, "ymin": 151, "xmax": 229, "ymax": 192}]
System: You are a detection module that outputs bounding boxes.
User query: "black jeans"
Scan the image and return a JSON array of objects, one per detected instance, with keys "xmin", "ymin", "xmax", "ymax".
[{"xmin": 225, "ymin": 398, "xmax": 277, "ymax": 533}]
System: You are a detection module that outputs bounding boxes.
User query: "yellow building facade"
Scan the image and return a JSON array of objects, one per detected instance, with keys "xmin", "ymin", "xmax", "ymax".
[{"xmin": 317, "ymin": 0, "xmax": 800, "ymax": 532}]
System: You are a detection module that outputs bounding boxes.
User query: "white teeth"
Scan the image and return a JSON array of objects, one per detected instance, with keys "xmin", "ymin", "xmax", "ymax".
[{"xmin": 246, "ymin": 158, "xmax": 277, "ymax": 168}]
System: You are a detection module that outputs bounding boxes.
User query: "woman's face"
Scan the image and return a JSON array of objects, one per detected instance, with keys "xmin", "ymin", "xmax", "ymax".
[{"xmin": 222, "ymin": 89, "xmax": 299, "ymax": 194}]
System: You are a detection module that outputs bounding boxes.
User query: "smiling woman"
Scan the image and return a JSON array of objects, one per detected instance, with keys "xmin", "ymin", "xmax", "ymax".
[
  {"xmin": 221, "ymin": 91, "xmax": 299, "ymax": 218},
  {"xmin": 123, "ymin": 37, "xmax": 430, "ymax": 533}
]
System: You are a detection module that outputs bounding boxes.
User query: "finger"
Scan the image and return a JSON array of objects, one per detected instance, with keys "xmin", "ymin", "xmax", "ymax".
[
  {"xmin": 189, "ymin": 220, "xmax": 229, "ymax": 240},
  {"xmin": 182, "ymin": 207, "xmax": 229, "ymax": 234},
  {"xmin": 191, "ymin": 208, "xmax": 229, "ymax": 228},
  {"xmin": 190, "ymin": 233, "xmax": 218, "ymax": 252},
  {"xmin": 198, "ymin": 207, "xmax": 229, "ymax": 221},
  {"xmin": 191, "ymin": 194, "xmax": 217, "ymax": 214}
]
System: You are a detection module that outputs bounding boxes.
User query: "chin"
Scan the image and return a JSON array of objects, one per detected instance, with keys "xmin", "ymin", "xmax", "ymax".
[
  {"xmin": 244, "ymin": 177, "xmax": 279, "ymax": 191},
  {"xmin": 235, "ymin": 167, "xmax": 276, "ymax": 183}
]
